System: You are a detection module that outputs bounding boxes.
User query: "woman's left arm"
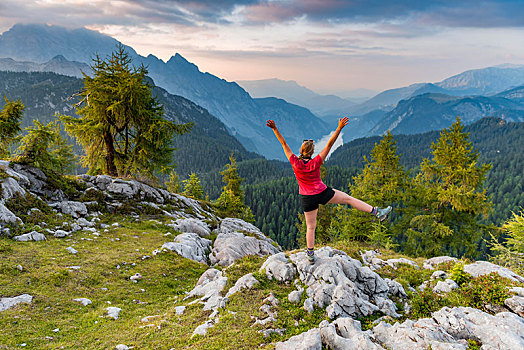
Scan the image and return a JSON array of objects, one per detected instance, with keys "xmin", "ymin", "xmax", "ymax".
[
  {"xmin": 266, "ymin": 119, "xmax": 293, "ymax": 160},
  {"xmin": 319, "ymin": 117, "xmax": 349, "ymax": 161}
]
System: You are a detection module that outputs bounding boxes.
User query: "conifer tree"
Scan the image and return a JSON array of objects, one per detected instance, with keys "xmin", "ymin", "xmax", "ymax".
[
  {"xmin": 215, "ymin": 155, "xmax": 254, "ymax": 222},
  {"xmin": 183, "ymin": 172, "xmax": 204, "ymax": 200},
  {"xmin": 0, "ymin": 97, "xmax": 24, "ymax": 159},
  {"xmin": 16, "ymin": 120, "xmax": 75, "ymax": 173},
  {"xmin": 405, "ymin": 117, "xmax": 492, "ymax": 258},
  {"xmin": 333, "ymin": 131, "xmax": 407, "ymax": 247},
  {"xmin": 165, "ymin": 170, "xmax": 181, "ymax": 193},
  {"xmin": 490, "ymin": 210, "xmax": 524, "ymax": 274},
  {"xmin": 60, "ymin": 45, "xmax": 191, "ymax": 179}
]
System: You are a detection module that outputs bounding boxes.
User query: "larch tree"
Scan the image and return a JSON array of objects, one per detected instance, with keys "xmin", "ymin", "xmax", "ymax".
[
  {"xmin": 183, "ymin": 172, "xmax": 204, "ymax": 200},
  {"xmin": 60, "ymin": 45, "xmax": 191, "ymax": 179},
  {"xmin": 334, "ymin": 131, "xmax": 408, "ymax": 248},
  {"xmin": 405, "ymin": 117, "xmax": 492, "ymax": 258},
  {"xmin": 215, "ymin": 155, "xmax": 254, "ymax": 222},
  {"xmin": 0, "ymin": 97, "xmax": 24, "ymax": 159}
]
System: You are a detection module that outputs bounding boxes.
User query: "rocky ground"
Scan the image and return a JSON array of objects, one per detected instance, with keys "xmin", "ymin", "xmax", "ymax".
[{"xmin": 1, "ymin": 161, "xmax": 523, "ymax": 349}]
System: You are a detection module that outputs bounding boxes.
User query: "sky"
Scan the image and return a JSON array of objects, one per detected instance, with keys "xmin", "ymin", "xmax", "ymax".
[{"xmin": 1, "ymin": 0, "xmax": 524, "ymax": 96}]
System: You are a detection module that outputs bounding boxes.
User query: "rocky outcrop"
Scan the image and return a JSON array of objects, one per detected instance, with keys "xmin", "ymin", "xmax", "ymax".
[
  {"xmin": 432, "ymin": 306, "xmax": 524, "ymax": 349},
  {"xmin": 289, "ymin": 247, "xmax": 398, "ymax": 319},
  {"xmin": 260, "ymin": 252, "xmax": 297, "ymax": 282},
  {"xmin": 12, "ymin": 231, "xmax": 46, "ymax": 241},
  {"xmin": 167, "ymin": 218, "xmax": 211, "ymax": 237},
  {"xmin": 225, "ymin": 273, "xmax": 259, "ymax": 298},
  {"xmin": 161, "ymin": 232, "xmax": 212, "ymax": 264},
  {"xmin": 463, "ymin": 261, "xmax": 524, "ymax": 283},
  {"xmin": 184, "ymin": 269, "xmax": 227, "ymax": 311},
  {"xmin": 209, "ymin": 218, "xmax": 281, "ymax": 266},
  {"xmin": 361, "ymin": 250, "xmax": 418, "ymax": 270}
]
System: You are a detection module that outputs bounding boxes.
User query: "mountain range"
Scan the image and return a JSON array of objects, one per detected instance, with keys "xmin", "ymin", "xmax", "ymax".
[
  {"xmin": 1, "ymin": 23, "xmax": 524, "ymax": 161},
  {"xmin": 0, "ymin": 23, "xmax": 329, "ymax": 160}
]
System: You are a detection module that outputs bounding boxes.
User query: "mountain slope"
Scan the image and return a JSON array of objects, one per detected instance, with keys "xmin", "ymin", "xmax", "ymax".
[
  {"xmin": 0, "ymin": 24, "xmax": 329, "ymax": 160},
  {"xmin": 0, "ymin": 55, "xmax": 89, "ymax": 78},
  {"xmin": 437, "ymin": 66, "xmax": 524, "ymax": 95},
  {"xmin": 238, "ymin": 78, "xmax": 356, "ymax": 118},
  {"xmin": 0, "ymin": 70, "xmax": 258, "ymax": 176},
  {"xmin": 369, "ymin": 92, "xmax": 524, "ymax": 135}
]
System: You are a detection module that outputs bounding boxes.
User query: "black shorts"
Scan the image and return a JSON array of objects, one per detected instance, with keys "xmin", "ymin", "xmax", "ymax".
[{"xmin": 301, "ymin": 187, "xmax": 335, "ymax": 212}]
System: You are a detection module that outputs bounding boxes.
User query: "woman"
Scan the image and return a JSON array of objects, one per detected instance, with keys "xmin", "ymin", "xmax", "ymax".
[{"xmin": 266, "ymin": 117, "xmax": 392, "ymax": 263}]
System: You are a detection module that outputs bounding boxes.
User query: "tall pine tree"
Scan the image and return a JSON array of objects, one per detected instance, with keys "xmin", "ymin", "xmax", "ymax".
[
  {"xmin": 0, "ymin": 97, "xmax": 24, "ymax": 159},
  {"xmin": 183, "ymin": 172, "xmax": 204, "ymax": 200},
  {"xmin": 405, "ymin": 117, "xmax": 492, "ymax": 258}
]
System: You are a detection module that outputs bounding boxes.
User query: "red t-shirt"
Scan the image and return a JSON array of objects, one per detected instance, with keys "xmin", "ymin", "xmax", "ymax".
[{"xmin": 289, "ymin": 154, "xmax": 327, "ymax": 195}]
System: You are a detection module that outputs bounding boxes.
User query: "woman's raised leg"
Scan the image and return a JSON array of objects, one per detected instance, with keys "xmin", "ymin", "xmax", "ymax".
[
  {"xmin": 328, "ymin": 189, "xmax": 373, "ymax": 213},
  {"xmin": 304, "ymin": 209, "xmax": 318, "ymax": 249}
]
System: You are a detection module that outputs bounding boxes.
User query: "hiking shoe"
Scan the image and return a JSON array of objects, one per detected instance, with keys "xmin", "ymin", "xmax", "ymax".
[
  {"xmin": 306, "ymin": 249, "xmax": 316, "ymax": 264},
  {"xmin": 376, "ymin": 206, "xmax": 392, "ymax": 221}
]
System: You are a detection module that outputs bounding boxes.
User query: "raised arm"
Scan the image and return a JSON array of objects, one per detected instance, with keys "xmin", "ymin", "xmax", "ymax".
[
  {"xmin": 319, "ymin": 117, "xmax": 349, "ymax": 161},
  {"xmin": 266, "ymin": 119, "xmax": 293, "ymax": 160}
]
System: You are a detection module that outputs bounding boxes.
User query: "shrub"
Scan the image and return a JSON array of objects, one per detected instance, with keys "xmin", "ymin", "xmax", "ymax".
[
  {"xmin": 409, "ymin": 289, "xmax": 447, "ymax": 319},
  {"xmin": 460, "ymin": 273, "xmax": 513, "ymax": 311},
  {"xmin": 449, "ymin": 262, "xmax": 471, "ymax": 287}
]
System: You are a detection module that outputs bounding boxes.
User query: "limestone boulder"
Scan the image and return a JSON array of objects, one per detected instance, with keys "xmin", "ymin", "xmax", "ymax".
[
  {"xmin": 463, "ymin": 261, "xmax": 524, "ymax": 283},
  {"xmin": 184, "ymin": 268, "xmax": 227, "ymax": 311},
  {"xmin": 505, "ymin": 296, "xmax": 524, "ymax": 317},
  {"xmin": 433, "ymin": 279, "xmax": 459, "ymax": 294},
  {"xmin": 13, "ymin": 231, "xmax": 46, "ymax": 241},
  {"xmin": 56, "ymin": 201, "xmax": 88, "ymax": 218},
  {"xmin": 289, "ymin": 247, "xmax": 395, "ymax": 319},
  {"xmin": 432, "ymin": 306, "xmax": 524, "ymax": 349},
  {"xmin": 168, "ymin": 218, "xmax": 211, "ymax": 237},
  {"xmin": 260, "ymin": 252, "xmax": 297, "ymax": 283},
  {"xmin": 225, "ymin": 273, "xmax": 259, "ymax": 298},
  {"xmin": 0, "ymin": 202, "xmax": 21, "ymax": 224},
  {"xmin": 320, "ymin": 318, "xmax": 385, "ymax": 350},
  {"xmin": 162, "ymin": 232, "xmax": 212, "ymax": 264},
  {"xmin": 275, "ymin": 328, "xmax": 322, "ymax": 350},
  {"xmin": 0, "ymin": 294, "xmax": 33, "ymax": 312},
  {"xmin": 1, "ymin": 177, "xmax": 26, "ymax": 200},
  {"xmin": 209, "ymin": 218, "xmax": 280, "ymax": 266},
  {"xmin": 372, "ymin": 318, "xmax": 467, "ymax": 350}
]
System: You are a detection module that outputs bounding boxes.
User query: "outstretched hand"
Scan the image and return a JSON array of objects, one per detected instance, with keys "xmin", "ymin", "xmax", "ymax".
[
  {"xmin": 266, "ymin": 119, "xmax": 277, "ymax": 129},
  {"xmin": 338, "ymin": 116, "xmax": 349, "ymax": 130}
]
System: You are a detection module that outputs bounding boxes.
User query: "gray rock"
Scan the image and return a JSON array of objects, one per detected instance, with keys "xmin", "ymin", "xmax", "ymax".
[
  {"xmin": 184, "ymin": 268, "xmax": 227, "ymax": 311},
  {"xmin": 433, "ymin": 279, "xmax": 459, "ymax": 294},
  {"xmin": 73, "ymin": 298, "xmax": 92, "ymax": 306},
  {"xmin": 77, "ymin": 218, "xmax": 95, "ymax": 228},
  {"xmin": 384, "ymin": 278, "xmax": 407, "ymax": 298},
  {"xmin": 433, "ymin": 306, "xmax": 524, "ymax": 349},
  {"xmin": 106, "ymin": 307, "xmax": 122, "ymax": 320},
  {"xmin": 290, "ymin": 247, "xmax": 391, "ymax": 320},
  {"xmin": 54, "ymin": 230, "xmax": 71, "ymax": 238},
  {"xmin": 275, "ymin": 328, "xmax": 322, "ymax": 350},
  {"xmin": 320, "ymin": 318, "xmax": 385, "ymax": 350},
  {"xmin": 175, "ymin": 306, "xmax": 186, "ymax": 315},
  {"xmin": 260, "ymin": 252, "xmax": 297, "ymax": 282},
  {"xmin": 225, "ymin": 273, "xmax": 259, "ymax": 298},
  {"xmin": 168, "ymin": 218, "xmax": 211, "ymax": 237},
  {"xmin": 431, "ymin": 270, "xmax": 448, "ymax": 280},
  {"xmin": 373, "ymin": 318, "xmax": 467, "ymax": 350},
  {"xmin": 66, "ymin": 246, "xmax": 78, "ymax": 254},
  {"xmin": 161, "ymin": 232, "xmax": 212, "ymax": 264},
  {"xmin": 58, "ymin": 201, "xmax": 88, "ymax": 218},
  {"xmin": 463, "ymin": 261, "xmax": 524, "ymax": 283},
  {"xmin": 510, "ymin": 286, "xmax": 524, "ymax": 297},
  {"xmin": 115, "ymin": 345, "xmax": 129, "ymax": 350},
  {"xmin": 505, "ymin": 295, "xmax": 524, "ymax": 317},
  {"xmin": 209, "ymin": 218, "xmax": 280, "ymax": 266},
  {"xmin": 259, "ymin": 328, "xmax": 286, "ymax": 337},
  {"xmin": 13, "ymin": 231, "xmax": 46, "ymax": 241},
  {"xmin": 384, "ymin": 258, "xmax": 418, "ymax": 269},
  {"xmin": 288, "ymin": 288, "xmax": 304, "ymax": 304},
  {"xmin": 304, "ymin": 297, "xmax": 315, "ymax": 314},
  {"xmin": 1, "ymin": 177, "xmax": 26, "ymax": 200},
  {"xmin": 0, "ymin": 294, "xmax": 33, "ymax": 312},
  {"xmin": 141, "ymin": 315, "xmax": 159, "ymax": 323},
  {"xmin": 192, "ymin": 319, "xmax": 215, "ymax": 337},
  {"xmin": 423, "ymin": 256, "xmax": 458, "ymax": 270},
  {"xmin": 0, "ymin": 202, "xmax": 21, "ymax": 224}
]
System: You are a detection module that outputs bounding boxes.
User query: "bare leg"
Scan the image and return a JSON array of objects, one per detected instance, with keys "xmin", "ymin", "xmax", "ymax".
[
  {"xmin": 304, "ymin": 209, "xmax": 318, "ymax": 249},
  {"xmin": 328, "ymin": 189, "xmax": 373, "ymax": 213}
]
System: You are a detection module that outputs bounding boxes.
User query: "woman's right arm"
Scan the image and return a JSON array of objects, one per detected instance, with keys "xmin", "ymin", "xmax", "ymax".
[
  {"xmin": 266, "ymin": 119, "xmax": 293, "ymax": 160},
  {"xmin": 319, "ymin": 117, "xmax": 349, "ymax": 161}
]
